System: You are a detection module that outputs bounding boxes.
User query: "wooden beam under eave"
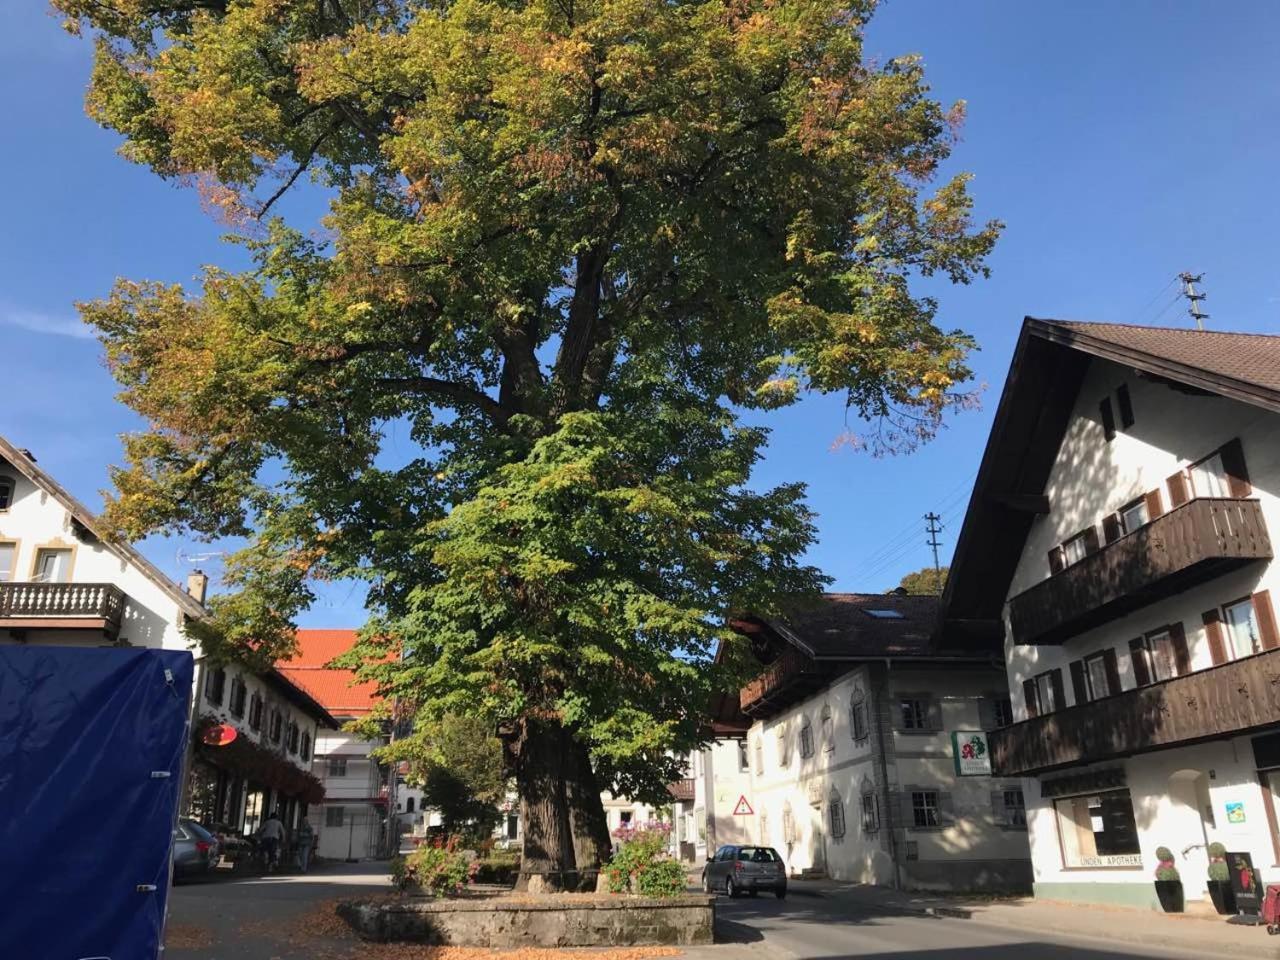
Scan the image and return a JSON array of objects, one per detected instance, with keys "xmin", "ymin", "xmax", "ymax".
[{"xmin": 989, "ymin": 492, "xmax": 1050, "ymax": 515}]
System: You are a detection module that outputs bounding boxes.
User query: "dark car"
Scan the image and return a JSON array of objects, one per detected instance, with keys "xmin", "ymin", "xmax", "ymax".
[
  {"xmin": 172, "ymin": 819, "xmax": 220, "ymax": 880},
  {"xmin": 701, "ymin": 844, "xmax": 787, "ymax": 898}
]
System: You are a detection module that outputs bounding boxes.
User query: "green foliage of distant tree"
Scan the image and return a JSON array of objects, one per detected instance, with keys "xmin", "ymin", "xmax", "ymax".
[
  {"xmin": 896, "ymin": 566, "xmax": 949, "ymax": 595},
  {"xmin": 56, "ymin": 0, "xmax": 999, "ymax": 887}
]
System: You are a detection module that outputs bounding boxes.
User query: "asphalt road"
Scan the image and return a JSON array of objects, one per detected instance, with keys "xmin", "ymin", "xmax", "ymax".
[{"xmin": 711, "ymin": 889, "xmax": 1219, "ymax": 960}]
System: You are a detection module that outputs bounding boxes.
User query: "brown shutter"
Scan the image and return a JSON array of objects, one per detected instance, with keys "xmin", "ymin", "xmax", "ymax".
[
  {"xmin": 1082, "ymin": 526, "xmax": 1101, "ymax": 555},
  {"xmin": 1023, "ymin": 678, "xmax": 1039, "ymax": 718},
  {"xmin": 1202, "ymin": 609, "xmax": 1228, "ymax": 666},
  {"xmin": 1167, "ymin": 470, "xmax": 1190, "ymax": 508},
  {"xmin": 1048, "ymin": 546, "xmax": 1065, "ymax": 574},
  {"xmin": 1129, "ymin": 638, "xmax": 1151, "ymax": 687},
  {"xmin": 1254, "ymin": 590, "xmax": 1280, "ymax": 650},
  {"xmin": 926, "ymin": 696, "xmax": 943, "ymax": 731},
  {"xmin": 1103, "ymin": 648, "xmax": 1121, "ymax": 696},
  {"xmin": 1099, "ymin": 398, "xmax": 1117, "ymax": 441},
  {"xmin": 1221, "ymin": 438, "xmax": 1252, "ymax": 497},
  {"xmin": 1069, "ymin": 659, "xmax": 1089, "ymax": 705},
  {"xmin": 1117, "ymin": 384, "xmax": 1135, "ymax": 428},
  {"xmin": 1102, "ymin": 514, "xmax": 1122, "ymax": 544},
  {"xmin": 1168, "ymin": 622, "xmax": 1190, "ymax": 676},
  {"xmin": 1049, "ymin": 669, "xmax": 1066, "ymax": 713},
  {"xmin": 1145, "ymin": 488, "xmax": 1164, "ymax": 520}
]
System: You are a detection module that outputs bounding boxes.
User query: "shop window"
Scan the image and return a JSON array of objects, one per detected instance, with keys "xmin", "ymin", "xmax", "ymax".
[
  {"xmin": 325, "ymin": 806, "xmax": 345, "ymax": 828},
  {"xmin": 1054, "ymin": 789, "xmax": 1141, "ymax": 868}
]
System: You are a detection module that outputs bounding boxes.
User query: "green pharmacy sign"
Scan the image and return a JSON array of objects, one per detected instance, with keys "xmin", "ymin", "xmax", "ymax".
[{"xmin": 951, "ymin": 731, "xmax": 992, "ymax": 776}]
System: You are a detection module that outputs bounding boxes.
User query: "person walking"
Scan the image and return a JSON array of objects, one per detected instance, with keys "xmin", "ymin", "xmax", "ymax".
[
  {"xmin": 295, "ymin": 815, "xmax": 315, "ymax": 873},
  {"xmin": 257, "ymin": 810, "xmax": 285, "ymax": 872}
]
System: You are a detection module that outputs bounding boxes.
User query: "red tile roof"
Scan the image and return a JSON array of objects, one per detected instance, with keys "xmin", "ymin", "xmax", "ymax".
[{"xmin": 277, "ymin": 629, "xmax": 380, "ymax": 719}]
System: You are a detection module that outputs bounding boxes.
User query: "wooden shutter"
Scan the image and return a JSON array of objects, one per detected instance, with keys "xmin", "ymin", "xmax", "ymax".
[
  {"xmin": 990, "ymin": 790, "xmax": 1008, "ymax": 826},
  {"xmin": 937, "ymin": 791, "xmax": 955, "ymax": 824},
  {"xmin": 1069, "ymin": 659, "xmax": 1088, "ymax": 705},
  {"xmin": 896, "ymin": 791, "xmax": 913, "ymax": 829},
  {"xmin": 1102, "ymin": 514, "xmax": 1122, "ymax": 544},
  {"xmin": 1048, "ymin": 546, "xmax": 1065, "ymax": 574},
  {"xmin": 977, "ymin": 697, "xmax": 996, "ymax": 731},
  {"xmin": 1145, "ymin": 488, "xmax": 1164, "ymax": 520},
  {"xmin": 1167, "ymin": 470, "xmax": 1190, "ymax": 508},
  {"xmin": 1168, "ymin": 622, "xmax": 1191, "ymax": 676},
  {"xmin": 1082, "ymin": 526, "xmax": 1101, "ymax": 555},
  {"xmin": 1099, "ymin": 397, "xmax": 1116, "ymax": 441},
  {"xmin": 1221, "ymin": 438, "xmax": 1252, "ymax": 497},
  {"xmin": 1254, "ymin": 590, "xmax": 1280, "ymax": 650},
  {"xmin": 926, "ymin": 695, "xmax": 943, "ymax": 731},
  {"xmin": 1103, "ymin": 648, "xmax": 1122, "ymax": 696},
  {"xmin": 1049, "ymin": 669, "xmax": 1066, "ymax": 713},
  {"xmin": 1117, "ymin": 384, "xmax": 1135, "ymax": 428},
  {"xmin": 1023, "ymin": 678, "xmax": 1039, "ymax": 718},
  {"xmin": 1202, "ymin": 609, "xmax": 1228, "ymax": 666},
  {"xmin": 1129, "ymin": 637, "xmax": 1151, "ymax": 687}
]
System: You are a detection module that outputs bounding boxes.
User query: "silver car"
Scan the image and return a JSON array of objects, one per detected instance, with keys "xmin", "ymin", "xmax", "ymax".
[
  {"xmin": 172, "ymin": 819, "xmax": 220, "ymax": 879},
  {"xmin": 701, "ymin": 844, "xmax": 787, "ymax": 898}
]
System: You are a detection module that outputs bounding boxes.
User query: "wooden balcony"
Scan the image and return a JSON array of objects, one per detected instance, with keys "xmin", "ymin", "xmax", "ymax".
[
  {"xmin": 667, "ymin": 778, "xmax": 695, "ymax": 802},
  {"xmin": 0, "ymin": 582, "xmax": 126, "ymax": 638},
  {"xmin": 1008, "ymin": 498, "xmax": 1271, "ymax": 645},
  {"xmin": 740, "ymin": 646, "xmax": 828, "ymax": 718},
  {"xmin": 992, "ymin": 645, "xmax": 1280, "ymax": 775}
]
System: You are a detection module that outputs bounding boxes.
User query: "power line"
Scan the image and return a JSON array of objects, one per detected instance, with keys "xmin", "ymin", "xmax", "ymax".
[
  {"xmin": 1178, "ymin": 272, "xmax": 1209, "ymax": 330},
  {"xmin": 1135, "ymin": 275, "xmax": 1179, "ymax": 321}
]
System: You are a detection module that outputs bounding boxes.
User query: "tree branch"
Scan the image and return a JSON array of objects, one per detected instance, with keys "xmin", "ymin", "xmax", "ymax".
[
  {"xmin": 380, "ymin": 376, "xmax": 511, "ymax": 427},
  {"xmin": 257, "ymin": 123, "xmax": 337, "ymax": 220}
]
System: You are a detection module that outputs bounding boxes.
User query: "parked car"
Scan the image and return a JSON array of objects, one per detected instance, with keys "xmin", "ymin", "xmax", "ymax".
[
  {"xmin": 172, "ymin": 819, "xmax": 220, "ymax": 880},
  {"xmin": 702, "ymin": 844, "xmax": 787, "ymax": 899}
]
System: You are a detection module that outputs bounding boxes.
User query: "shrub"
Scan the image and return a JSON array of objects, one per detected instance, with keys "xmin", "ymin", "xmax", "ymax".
[
  {"xmin": 636, "ymin": 858, "xmax": 688, "ymax": 898},
  {"xmin": 1153, "ymin": 846, "xmax": 1179, "ymax": 883},
  {"xmin": 606, "ymin": 821, "xmax": 684, "ymax": 897},
  {"xmin": 472, "ymin": 854, "xmax": 521, "ymax": 886},
  {"xmin": 392, "ymin": 836, "xmax": 474, "ymax": 896},
  {"xmin": 1207, "ymin": 842, "xmax": 1228, "ymax": 882}
]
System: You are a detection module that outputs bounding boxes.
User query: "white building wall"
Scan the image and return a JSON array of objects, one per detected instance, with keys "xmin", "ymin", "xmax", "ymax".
[{"xmin": 313, "ymin": 726, "xmax": 385, "ymax": 860}]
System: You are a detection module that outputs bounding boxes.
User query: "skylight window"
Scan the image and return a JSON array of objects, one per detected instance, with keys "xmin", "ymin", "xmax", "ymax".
[{"xmin": 864, "ymin": 609, "xmax": 905, "ymax": 620}]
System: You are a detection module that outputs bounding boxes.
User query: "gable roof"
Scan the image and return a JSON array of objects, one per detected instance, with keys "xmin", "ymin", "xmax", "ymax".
[
  {"xmin": 262, "ymin": 667, "xmax": 340, "ymax": 729},
  {"xmin": 276, "ymin": 628, "xmax": 380, "ymax": 718},
  {"xmin": 938, "ymin": 317, "xmax": 1280, "ymax": 647},
  {"xmin": 0, "ymin": 435, "xmax": 207, "ymax": 621}
]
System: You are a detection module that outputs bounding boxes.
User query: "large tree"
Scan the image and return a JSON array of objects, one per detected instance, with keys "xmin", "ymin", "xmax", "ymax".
[
  {"xmin": 57, "ymin": 0, "xmax": 998, "ymax": 887},
  {"xmin": 896, "ymin": 565, "xmax": 948, "ymax": 596}
]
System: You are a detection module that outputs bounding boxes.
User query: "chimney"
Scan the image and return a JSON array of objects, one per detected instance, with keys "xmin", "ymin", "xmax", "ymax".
[{"xmin": 187, "ymin": 569, "xmax": 209, "ymax": 605}]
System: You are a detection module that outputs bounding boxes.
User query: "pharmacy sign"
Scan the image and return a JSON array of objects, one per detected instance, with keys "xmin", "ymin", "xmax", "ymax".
[{"xmin": 951, "ymin": 731, "xmax": 992, "ymax": 776}]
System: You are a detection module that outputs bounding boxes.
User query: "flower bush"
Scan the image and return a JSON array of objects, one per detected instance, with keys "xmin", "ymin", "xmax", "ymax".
[
  {"xmin": 1207, "ymin": 842, "xmax": 1229, "ymax": 883},
  {"xmin": 605, "ymin": 821, "xmax": 684, "ymax": 897},
  {"xmin": 391, "ymin": 836, "xmax": 475, "ymax": 896},
  {"xmin": 1154, "ymin": 846, "xmax": 1180, "ymax": 882}
]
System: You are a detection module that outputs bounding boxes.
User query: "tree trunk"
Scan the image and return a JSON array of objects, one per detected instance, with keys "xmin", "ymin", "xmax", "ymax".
[
  {"xmin": 506, "ymin": 716, "xmax": 577, "ymax": 891},
  {"xmin": 564, "ymin": 738, "xmax": 612, "ymax": 887}
]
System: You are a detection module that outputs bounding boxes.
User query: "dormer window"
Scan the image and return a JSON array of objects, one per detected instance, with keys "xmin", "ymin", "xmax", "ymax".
[{"xmin": 0, "ymin": 476, "xmax": 13, "ymax": 510}]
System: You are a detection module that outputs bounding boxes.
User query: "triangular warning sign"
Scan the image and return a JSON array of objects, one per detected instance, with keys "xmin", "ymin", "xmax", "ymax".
[{"xmin": 732, "ymin": 795, "xmax": 754, "ymax": 816}]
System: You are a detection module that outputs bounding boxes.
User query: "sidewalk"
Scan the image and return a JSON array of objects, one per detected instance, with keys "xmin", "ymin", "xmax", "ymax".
[{"xmin": 792, "ymin": 877, "xmax": 1280, "ymax": 954}]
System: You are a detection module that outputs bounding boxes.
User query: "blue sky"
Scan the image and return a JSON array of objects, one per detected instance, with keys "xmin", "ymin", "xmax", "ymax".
[{"xmin": 2, "ymin": 2, "xmax": 1278, "ymax": 626}]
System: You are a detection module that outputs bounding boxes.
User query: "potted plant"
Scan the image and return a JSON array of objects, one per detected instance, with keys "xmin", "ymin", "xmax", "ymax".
[
  {"xmin": 1206, "ymin": 842, "xmax": 1235, "ymax": 915},
  {"xmin": 1153, "ymin": 846, "xmax": 1184, "ymax": 913}
]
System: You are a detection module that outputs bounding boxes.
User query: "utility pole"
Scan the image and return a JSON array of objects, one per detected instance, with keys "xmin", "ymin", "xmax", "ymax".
[
  {"xmin": 1178, "ymin": 272, "xmax": 1208, "ymax": 330},
  {"xmin": 924, "ymin": 513, "xmax": 944, "ymax": 595}
]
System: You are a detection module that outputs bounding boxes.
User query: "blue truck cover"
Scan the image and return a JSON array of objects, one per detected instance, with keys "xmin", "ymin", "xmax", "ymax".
[{"xmin": 0, "ymin": 645, "xmax": 194, "ymax": 960}]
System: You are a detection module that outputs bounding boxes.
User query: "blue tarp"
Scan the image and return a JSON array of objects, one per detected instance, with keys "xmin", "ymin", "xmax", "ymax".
[{"xmin": 0, "ymin": 645, "xmax": 194, "ymax": 960}]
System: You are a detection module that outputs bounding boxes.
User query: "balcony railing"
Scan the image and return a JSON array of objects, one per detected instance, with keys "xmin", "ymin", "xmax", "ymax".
[
  {"xmin": 740, "ymin": 646, "xmax": 828, "ymax": 718},
  {"xmin": 0, "ymin": 582, "xmax": 126, "ymax": 637},
  {"xmin": 667, "ymin": 778, "xmax": 695, "ymax": 802},
  {"xmin": 991, "ymin": 645, "xmax": 1280, "ymax": 776},
  {"xmin": 1008, "ymin": 497, "xmax": 1271, "ymax": 645}
]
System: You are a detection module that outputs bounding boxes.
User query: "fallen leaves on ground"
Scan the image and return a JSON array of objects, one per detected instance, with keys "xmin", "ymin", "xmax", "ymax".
[
  {"xmin": 344, "ymin": 948, "xmax": 680, "ymax": 960},
  {"xmin": 165, "ymin": 923, "xmax": 215, "ymax": 948}
]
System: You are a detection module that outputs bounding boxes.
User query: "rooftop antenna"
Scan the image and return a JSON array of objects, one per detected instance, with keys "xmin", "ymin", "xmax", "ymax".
[{"xmin": 1177, "ymin": 272, "xmax": 1208, "ymax": 330}]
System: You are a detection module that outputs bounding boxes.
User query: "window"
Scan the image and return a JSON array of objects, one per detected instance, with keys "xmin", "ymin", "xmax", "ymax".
[
  {"xmin": 286, "ymin": 721, "xmax": 300, "ymax": 753},
  {"xmin": 861, "ymin": 792, "xmax": 879, "ymax": 833},
  {"xmin": 777, "ymin": 725, "xmax": 791, "ymax": 767},
  {"xmin": 406, "ymin": 797, "xmax": 415, "ymax": 813},
  {"xmin": 799, "ymin": 717, "xmax": 815, "ymax": 758},
  {"xmin": 327, "ymin": 757, "xmax": 348, "ymax": 777},
  {"xmin": 828, "ymin": 789, "xmax": 846, "ymax": 839},
  {"xmin": 820, "ymin": 704, "xmax": 834, "ymax": 752},
  {"xmin": 1054, "ymin": 790, "xmax": 1141, "ymax": 868},
  {"xmin": 911, "ymin": 790, "xmax": 940, "ymax": 828},
  {"xmin": 1085, "ymin": 652, "xmax": 1112, "ymax": 701},
  {"xmin": 248, "ymin": 693, "xmax": 263, "ymax": 732},
  {"xmin": 736, "ymin": 846, "xmax": 781, "ymax": 862},
  {"xmin": 1138, "ymin": 630, "xmax": 1179, "ymax": 683},
  {"xmin": 1004, "ymin": 789, "xmax": 1027, "ymax": 827},
  {"xmin": 269, "ymin": 709, "xmax": 284, "ymax": 744},
  {"xmin": 204, "ymin": 667, "xmax": 226, "ymax": 707},
  {"xmin": 850, "ymin": 692, "xmax": 869, "ymax": 741},
  {"xmin": 864, "ymin": 609, "xmax": 904, "ymax": 619},
  {"xmin": 32, "ymin": 547, "xmax": 71, "ymax": 583},
  {"xmin": 993, "ymin": 697, "xmax": 1014, "ymax": 729},
  {"xmin": 759, "ymin": 809, "xmax": 769, "ymax": 845},
  {"xmin": 228, "ymin": 676, "xmax": 247, "ymax": 717},
  {"xmin": 0, "ymin": 542, "xmax": 15, "ymax": 582},
  {"xmin": 899, "ymin": 697, "xmax": 929, "ymax": 730},
  {"xmin": 300, "ymin": 732, "xmax": 312, "ymax": 762},
  {"xmin": 620, "ymin": 810, "xmax": 634, "ymax": 825},
  {"xmin": 1116, "ymin": 384, "xmax": 1135, "ymax": 428},
  {"xmin": 1224, "ymin": 598, "xmax": 1262, "ymax": 658},
  {"xmin": 738, "ymin": 739, "xmax": 750, "ymax": 772},
  {"xmin": 754, "ymin": 737, "xmax": 764, "ymax": 775},
  {"xmin": 1119, "ymin": 498, "xmax": 1149, "ymax": 535},
  {"xmin": 1099, "ymin": 396, "xmax": 1116, "ymax": 442},
  {"xmin": 1029, "ymin": 671, "xmax": 1058, "ymax": 715},
  {"xmin": 507, "ymin": 814, "xmax": 519, "ymax": 839},
  {"xmin": 1190, "ymin": 451, "xmax": 1229, "ymax": 498},
  {"xmin": 0, "ymin": 476, "xmax": 13, "ymax": 510},
  {"xmin": 325, "ymin": 806, "xmax": 345, "ymax": 828},
  {"xmin": 1061, "ymin": 532, "xmax": 1091, "ymax": 566},
  {"xmin": 782, "ymin": 803, "xmax": 797, "ymax": 844}
]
